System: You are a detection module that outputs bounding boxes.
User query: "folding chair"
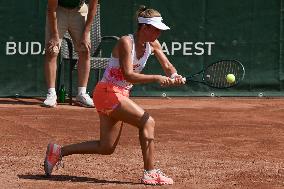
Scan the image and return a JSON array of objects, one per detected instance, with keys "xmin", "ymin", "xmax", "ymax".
[{"xmin": 57, "ymin": 4, "xmax": 119, "ymax": 104}]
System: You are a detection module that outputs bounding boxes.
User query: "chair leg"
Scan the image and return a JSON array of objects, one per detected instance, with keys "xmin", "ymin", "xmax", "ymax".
[
  {"xmin": 97, "ymin": 69, "xmax": 101, "ymax": 84},
  {"xmin": 69, "ymin": 66, "xmax": 73, "ymax": 105},
  {"xmin": 69, "ymin": 60, "xmax": 77, "ymax": 105},
  {"xmin": 56, "ymin": 56, "xmax": 64, "ymax": 95}
]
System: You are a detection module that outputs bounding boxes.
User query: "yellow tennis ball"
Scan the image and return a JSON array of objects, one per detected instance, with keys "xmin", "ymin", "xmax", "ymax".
[{"xmin": 226, "ymin": 74, "xmax": 235, "ymax": 83}]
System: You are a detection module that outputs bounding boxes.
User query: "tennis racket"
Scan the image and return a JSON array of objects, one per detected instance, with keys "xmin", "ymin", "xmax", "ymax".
[{"xmin": 181, "ymin": 60, "xmax": 245, "ymax": 88}]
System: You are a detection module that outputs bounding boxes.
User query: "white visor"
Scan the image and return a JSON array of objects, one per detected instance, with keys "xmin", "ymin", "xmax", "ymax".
[{"xmin": 138, "ymin": 17, "xmax": 170, "ymax": 30}]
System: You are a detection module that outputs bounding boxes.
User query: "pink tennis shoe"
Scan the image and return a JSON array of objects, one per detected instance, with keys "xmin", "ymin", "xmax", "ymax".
[
  {"xmin": 44, "ymin": 143, "xmax": 63, "ymax": 176},
  {"xmin": 141, "ymin": 169, "xmax": 174, "ymax": 185}
]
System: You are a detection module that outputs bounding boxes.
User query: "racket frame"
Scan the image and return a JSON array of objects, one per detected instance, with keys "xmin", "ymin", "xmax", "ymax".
[{"xmin": 184, "ymin": 60, "xmax": 245, "ymax": 89}]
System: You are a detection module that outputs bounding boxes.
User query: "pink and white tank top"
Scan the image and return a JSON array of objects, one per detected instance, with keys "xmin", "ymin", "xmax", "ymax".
[{"xmin": 101, "ymin": 34, "xmax": 152, "ymax": 90}]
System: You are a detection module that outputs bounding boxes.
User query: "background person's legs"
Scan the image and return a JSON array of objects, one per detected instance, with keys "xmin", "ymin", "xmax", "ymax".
[
  {"xmin": 69, "ymin": 4, "xmax": 94, "ymax": 107},
  {"xmin": 43, "ymin": 6, "xmax": 68, "ymax": 107}
]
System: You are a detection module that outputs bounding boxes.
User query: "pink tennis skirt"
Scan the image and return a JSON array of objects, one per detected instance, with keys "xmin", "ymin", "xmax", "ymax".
[{"xmin": 93, "ymin": 82, "xmax": 130, "ymax": 115}]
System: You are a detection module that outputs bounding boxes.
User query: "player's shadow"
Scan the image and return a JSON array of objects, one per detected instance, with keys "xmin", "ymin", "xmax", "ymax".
[{"xmin": 18, "ymin": 174, "xmax": 141, "ymax": 185}]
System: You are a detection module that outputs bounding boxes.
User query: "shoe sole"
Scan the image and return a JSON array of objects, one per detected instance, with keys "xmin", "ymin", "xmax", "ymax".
[
  {"xmin": 42, "ymin": 103, "xmax": 57, "ymax": 108},
  {"xmin": 141, "ymin": 179, "xmax": 174, "ymax": 185},
  {"xmin": 142, "ymin": 182, "xmax": 173, "ymax": 185},
  {"xmin": 75, "ymin": 101, "xmax": 94, "ymax": 108}
]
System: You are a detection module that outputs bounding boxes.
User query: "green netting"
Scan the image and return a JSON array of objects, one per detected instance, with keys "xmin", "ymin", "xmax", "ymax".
[{"xmin": 0, "ymin": 0, "xmax": 283, "ymax": 97}]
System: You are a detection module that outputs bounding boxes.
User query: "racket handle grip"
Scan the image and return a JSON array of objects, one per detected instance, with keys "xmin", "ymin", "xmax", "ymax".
[{"xmin": 170, "ymin": 77, "xmax": 187, "ymax": 83}]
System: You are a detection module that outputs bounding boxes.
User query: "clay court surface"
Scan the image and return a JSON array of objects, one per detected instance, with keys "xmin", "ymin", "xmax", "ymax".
[{"xmin": 0, "ymin": 97, "xmax": 283, "ymax": 189}]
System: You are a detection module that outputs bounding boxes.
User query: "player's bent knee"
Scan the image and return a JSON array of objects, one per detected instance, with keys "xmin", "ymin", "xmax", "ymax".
[
  {"xmin": 98, "ymin": 143, "xmax": 116, "ymax": 155},
  {"xmin": 100, "ymin": 147, "xmax": 115, "ymax": 155},
  {"xmin": 140, "ymin": 113, "xmax": 155, "ymax": 140},
  {"xmin": 145, "ymin": 116, "xmax": 155, "ymax": 130},
  {"xmin": 143, "ymin": 124, "xmax": 155, "ymax": 140},
  {"xmin": 148, "ymin": 116, "xmax": 155, "ymax": 126},
  {"xmin": 139, "ymin": 112, "xmax": 153, "ymax": 128}
]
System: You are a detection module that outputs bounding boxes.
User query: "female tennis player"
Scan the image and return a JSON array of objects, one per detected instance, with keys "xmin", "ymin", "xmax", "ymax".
[{"xmin": 44, "ymin": 5, "xmax": 184, "ymax": 185}]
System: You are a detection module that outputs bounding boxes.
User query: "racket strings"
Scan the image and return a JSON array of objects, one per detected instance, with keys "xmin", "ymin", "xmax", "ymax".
[{"xmin": 204, "ymin": 60, "xmax": 244, "ymax": 88}]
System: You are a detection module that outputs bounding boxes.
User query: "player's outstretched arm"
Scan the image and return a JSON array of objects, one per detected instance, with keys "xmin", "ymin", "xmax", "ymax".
[{"xmin": 151, "ymin": 40, "xmax": 185, "ymax": 85}]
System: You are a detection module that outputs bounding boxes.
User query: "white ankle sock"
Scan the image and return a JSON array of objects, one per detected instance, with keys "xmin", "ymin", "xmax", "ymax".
[
  {"xmin": 78, "ymin": 87, "xmax": 86, "ymax": 95},
  {"xmin": 48, "ymin": 88, "xmax": 56, "ymax": 95}
]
